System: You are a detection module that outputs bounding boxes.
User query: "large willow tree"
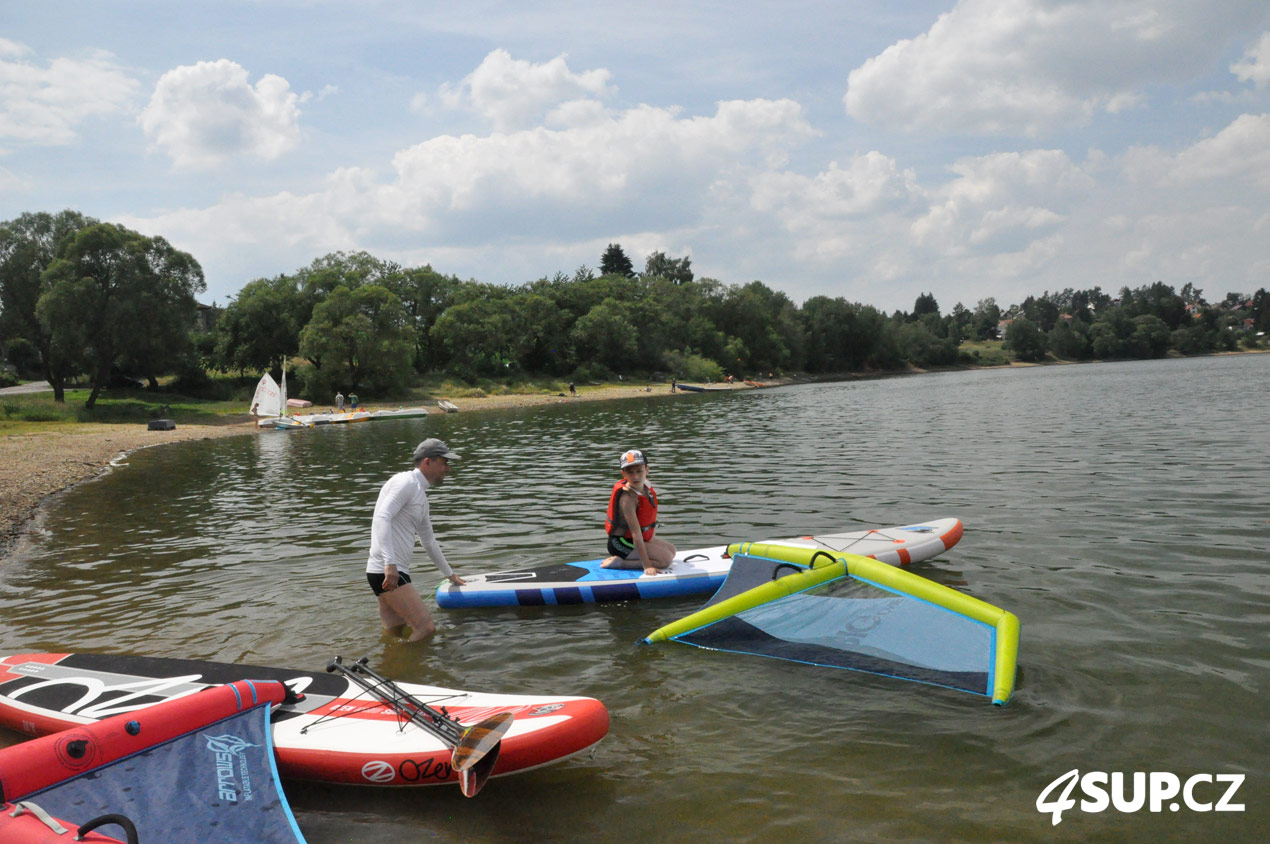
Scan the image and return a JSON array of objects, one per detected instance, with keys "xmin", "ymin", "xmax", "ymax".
[{"xmin": 37, "ymin": 222, "xmax": 204, "ymax": 408}]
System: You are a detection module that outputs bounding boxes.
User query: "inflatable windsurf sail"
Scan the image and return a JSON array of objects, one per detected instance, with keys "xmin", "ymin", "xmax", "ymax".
[
  {"xmin": 0, "ymin": 680, "xmax": 307, "ymax": 843},
  {"xmin": 643, "ymin": 544, "xmax": 1019, "ymax": 705}
]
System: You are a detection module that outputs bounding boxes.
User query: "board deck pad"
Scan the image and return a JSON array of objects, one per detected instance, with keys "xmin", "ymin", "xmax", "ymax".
[
  {"xmin": 0, "ymin": 653, "xmax": 609, "ymax": 789},
  {"xmin": 436, "ymin": 518, "xmax": 964, "ymax": 608}
]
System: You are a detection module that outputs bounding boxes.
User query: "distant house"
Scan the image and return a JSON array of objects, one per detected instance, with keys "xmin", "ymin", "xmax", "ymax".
[
  {"xmin": 195, "ymin": 302, "xmax": 216, "ymax": 333},
  {"xmin": 996, "ymin": 318, "xmax": 1013, "ymax": 339}
]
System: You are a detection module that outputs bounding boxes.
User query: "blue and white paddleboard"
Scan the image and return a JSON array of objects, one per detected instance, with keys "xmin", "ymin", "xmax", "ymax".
[{"xmin": 435, "ymin": 518, "xmax": 964, "ymax": 609}]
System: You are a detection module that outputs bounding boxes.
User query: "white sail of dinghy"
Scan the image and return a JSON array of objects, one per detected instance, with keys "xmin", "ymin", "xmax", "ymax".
[
  {"xmin": 251, "ymin": 372, "xmax": 282, "ymax": 426},
  {"xmin": 280, "ymin": 361, "xmax": 289, "ymax": 419}
]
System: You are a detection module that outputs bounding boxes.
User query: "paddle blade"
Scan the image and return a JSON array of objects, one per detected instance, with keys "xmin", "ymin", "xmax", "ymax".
[
  {"xmin": 450, "ymin": 712, "xmax": 513, "ymax": 772},
  {"xmin": 457, "ymin": 740, "xmax": 502, "ymax": 798}
]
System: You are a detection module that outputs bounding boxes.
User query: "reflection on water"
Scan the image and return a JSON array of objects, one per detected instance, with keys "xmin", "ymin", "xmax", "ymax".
[{"xmin": 2, "ymin": 355, "xmax": 1268, "ymax": 843}]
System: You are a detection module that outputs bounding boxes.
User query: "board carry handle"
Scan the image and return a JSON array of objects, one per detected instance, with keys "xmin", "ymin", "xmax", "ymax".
[
  {"xmin": 75, "ymin": 813, "xmax": 140, "ymax": 844},
  {"xmin": 808, "ymin": 550, "xmax": 838, "ymax": 569},
  {"xmin": 326, "ymin": 656, "xmax": 514, "ymax": 795}
]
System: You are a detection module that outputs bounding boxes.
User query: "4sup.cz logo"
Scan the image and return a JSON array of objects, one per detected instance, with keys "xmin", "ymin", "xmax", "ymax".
[{"xmin": 1038, "ymin": 769, "xmax": 1245, "ymax": 825}]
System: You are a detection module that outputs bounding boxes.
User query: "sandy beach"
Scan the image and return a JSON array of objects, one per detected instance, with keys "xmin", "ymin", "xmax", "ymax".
[{"xmin": 0, "ymin": 381, "xmax": 762, "ymax": 560}]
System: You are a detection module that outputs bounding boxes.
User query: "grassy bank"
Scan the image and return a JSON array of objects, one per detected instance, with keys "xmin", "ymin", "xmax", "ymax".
[{"xmin": 0, "ymin": 375, "xmax": 668, "ymax": 435}]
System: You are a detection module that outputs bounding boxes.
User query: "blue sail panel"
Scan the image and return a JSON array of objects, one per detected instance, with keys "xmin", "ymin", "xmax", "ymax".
[
  {"xmin": 651, "ymin": 551, "xmax": 1019, "ymax": 703},
  {"xmin": 24, "ymin": 702, "xmax": 306, "ymax": 844},
  {"xmin": 680, "ymin": 590, "xmax": 995, "ymax": 695}
]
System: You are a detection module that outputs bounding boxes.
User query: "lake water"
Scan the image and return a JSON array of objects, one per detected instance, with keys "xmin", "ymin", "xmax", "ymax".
[{"xmin": 1, "ymin": 354, "xmax": 1266, "ymax": 843}]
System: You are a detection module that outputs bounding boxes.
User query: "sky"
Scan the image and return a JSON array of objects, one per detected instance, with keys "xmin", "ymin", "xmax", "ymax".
[{"xmin": 2, "ymin": 0, "xmax": 1269, "ymax": 314}]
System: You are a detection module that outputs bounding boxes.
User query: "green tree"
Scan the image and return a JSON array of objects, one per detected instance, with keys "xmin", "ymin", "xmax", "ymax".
[
  {"xmin": 37, "ymin": 222, "xmax": 204, "ymax": 408},
  {"xmin": 710, "ymin": 281, "xmax": 796, "ymax": 374},
  {"xmin": 298, "ymin": 284, "xmax": 413, "ymax": 395},
  {"xmin": 643, "ymin": 251, "xmax": 694, "ymax": 284},
  {"xmin": 381, "ymin": 265, "xmax": 462, "ymax": 373},
  {"xmin": 571, "ymin": 298, "xmax": 637, "ymax": 374},
  {"xmin": 912, "ymin": 291, "xmax": 940, "ymax": 320},
  {"xmin": 599, "ymin": 243, "xmax": 635, "ymax": 278},
  {"xmin": 0, "ymin": 210, "xmax": 95, "ymax": 400},
  {"xmin": 1003, "ymin": 316, "xmax": 1048, "ymax": 362},
  {"xmin": 1048, "ymin": 318, "xmax": 1091, "ymax": 359},
  {"xmin": 1128, "ymin": 314, "xmax": 1172, "ymax": 358},
  {"xmin": 972, "ymin": 298, "xmax": 1002, "ymax": 340},
  {"xmin": 1021, "ymin": 295, "xmax": 1060, "ymax": 331},
  {"xmin": 507, "ymin": 291, "xmax": 570, "ymax": 374},
  {"xmin": 895, "ymin": 319, "xmax": 957, "ymax": 366},
  {"xmin": 212, "ymin": 274, "xmax": 303, "ymax": 375},
  {"xmin": 1089, "ymin": 308, "xmax": 1134, "ymax": 359},
  {"xmin": 429, "ymin": 295, "xmax": 524, "ymax": 379},
  {"xmin": 1252, "ymin": 288, "xmax": 1269, "ymax": 334}
]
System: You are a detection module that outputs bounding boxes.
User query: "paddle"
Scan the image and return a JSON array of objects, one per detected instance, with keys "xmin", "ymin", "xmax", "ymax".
[{"xmin": 325, "ymin": 657, "xmax": 513, "ymax": 796}]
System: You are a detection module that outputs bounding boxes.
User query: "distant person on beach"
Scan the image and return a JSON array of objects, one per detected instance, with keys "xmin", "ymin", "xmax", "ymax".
[
  {"xmin": 335, "ymin": 392, "xmax": 344, "ymax": 412},
  {"xmin": 569, "ymin": 382, "xmax": 576, "ymax": 397},
  {"xmin": 601, "ymin": 448, "xmax": 676, "ymax": 576},
  {"xmin": 365, "ymin": 438, "xmax": 466, "ymax": 641},
  {"xmin": 349, "ymin": 392, "xmax": 359, "ymax": 410}
]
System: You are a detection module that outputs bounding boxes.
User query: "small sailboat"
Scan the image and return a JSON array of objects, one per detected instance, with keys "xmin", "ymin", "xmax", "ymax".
[{"xmin": 252, "ymin": 361, "xmax": 310, "ymax": 430}]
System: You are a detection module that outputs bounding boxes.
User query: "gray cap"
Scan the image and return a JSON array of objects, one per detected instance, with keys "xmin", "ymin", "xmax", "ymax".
[
  {"xmin": 619, "ymin": 448, "xmax": 647, "ymax": 469},
  {"xmin": 413, "ymin": 438, "xmax": 460, "ymax": 463}
]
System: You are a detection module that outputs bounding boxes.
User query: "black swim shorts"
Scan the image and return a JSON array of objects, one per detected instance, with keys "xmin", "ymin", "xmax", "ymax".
[
  {"xmin": 606, "ymin": 535, "xmax": 635, "ymax": 559},
  {"xmin": 367, "ymin": 570, "xmax": 413, "ymax": 596}
]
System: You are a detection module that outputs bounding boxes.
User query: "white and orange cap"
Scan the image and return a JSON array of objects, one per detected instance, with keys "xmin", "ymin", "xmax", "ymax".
[{"xmin": 619, "ymin": 449, "xmax": 648, "ymax": 469}]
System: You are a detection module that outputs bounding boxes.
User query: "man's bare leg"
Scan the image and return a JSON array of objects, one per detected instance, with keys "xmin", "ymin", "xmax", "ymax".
[{"xmin": 378, "ymin": 583, "xmax": 436, "ymax": 641}]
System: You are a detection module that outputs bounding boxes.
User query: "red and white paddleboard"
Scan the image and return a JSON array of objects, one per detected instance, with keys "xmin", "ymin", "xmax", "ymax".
[{"xmin": 0, "ymin": 653, "xmax": 609, "ymax": 789}]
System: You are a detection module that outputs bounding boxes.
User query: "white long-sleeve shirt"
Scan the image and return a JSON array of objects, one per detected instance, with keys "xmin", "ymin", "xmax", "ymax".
[{"xmin": 366, "ymin": 469, "xmax": 453, "ymax": 578}]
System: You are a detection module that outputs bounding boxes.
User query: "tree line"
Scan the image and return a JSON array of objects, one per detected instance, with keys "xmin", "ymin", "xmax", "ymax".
[{"xmin": 2, "ymin": 211, "xmax": 1267, "ymax": 405}]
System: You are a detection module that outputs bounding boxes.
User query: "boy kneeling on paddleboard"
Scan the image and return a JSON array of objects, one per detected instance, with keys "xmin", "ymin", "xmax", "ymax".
[{"xmin": 602, "ymin": 449, "xmax": 677, "ymax": 576}]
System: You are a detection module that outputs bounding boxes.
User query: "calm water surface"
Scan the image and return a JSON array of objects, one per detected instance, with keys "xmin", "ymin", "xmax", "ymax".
[{"xmin": 1, "ymin": 355, "xmax": 1267, "ymax": 843}]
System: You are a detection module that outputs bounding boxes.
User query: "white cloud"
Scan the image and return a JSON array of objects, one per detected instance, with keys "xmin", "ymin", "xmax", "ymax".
[
  {"xmin": 124, "ymin": 93, "xmax": 815, "ymax": 283},
  {"xmin": 368, "ymin": 97, "xmax": 814, "ymax": 240},
  {"xmin": 912, "ymin": 149, "xmax": 1093, "ymax": 253},
  {"xmin": 1124, "ymin": 112, "xmax": 1270, "ymax": 190},
  {"xmin": 439, "ymin": 49, "xmax": 615, "ymax": 130},
  {"xmin": 0, "ymin": 39, "xmax": 138, "ymax": 145},
  {"xmin": 844, "ymin": 0, "xmax": 1266, "ymax": 136},
  {"xmin": 748, "ymin": 153, "xmax": 922, "ymax": 264},
  {"xmin": 0, "ymin": 163, "xmax": 23, "ymax": 192},
  {"xmin": 139, "ymin": 60, "xmax": 303, "ymax": 170},
  {"xmin": 1231, "ymin": 32, "xmax": 1270, "ymax": 88}
]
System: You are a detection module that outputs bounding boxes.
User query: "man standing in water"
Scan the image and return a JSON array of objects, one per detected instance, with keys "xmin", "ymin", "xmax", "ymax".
[{"xmin": 366, "ymin": 438, "xmax": 465, "ymax": 641}]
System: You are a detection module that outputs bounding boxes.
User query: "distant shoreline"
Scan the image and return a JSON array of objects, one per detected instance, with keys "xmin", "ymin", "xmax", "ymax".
[{"xmin": 3, "ymin": 349, "xmax": 1264, "ymax": 563}]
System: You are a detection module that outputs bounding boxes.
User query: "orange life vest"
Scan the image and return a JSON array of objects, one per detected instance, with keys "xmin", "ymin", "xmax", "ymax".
[{"xmin": 605, "ymin": 480, "xmax": 658, "ymax": 541}]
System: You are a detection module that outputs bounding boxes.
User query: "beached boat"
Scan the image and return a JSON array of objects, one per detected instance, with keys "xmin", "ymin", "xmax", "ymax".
[
  {"xmin": 294, "ymin": 409, "xmax": 372, "ymax": 425},
  {"xmin": 251, "ymin": 362, "xmax": 312, "ymax": 430},
  {"xmin": 370, "ymin": 406, "xmax": 431, "ymax": 420},
  {"xmin": 438, "ymin": 400, "xmax": 460, "ymax": 413}
]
